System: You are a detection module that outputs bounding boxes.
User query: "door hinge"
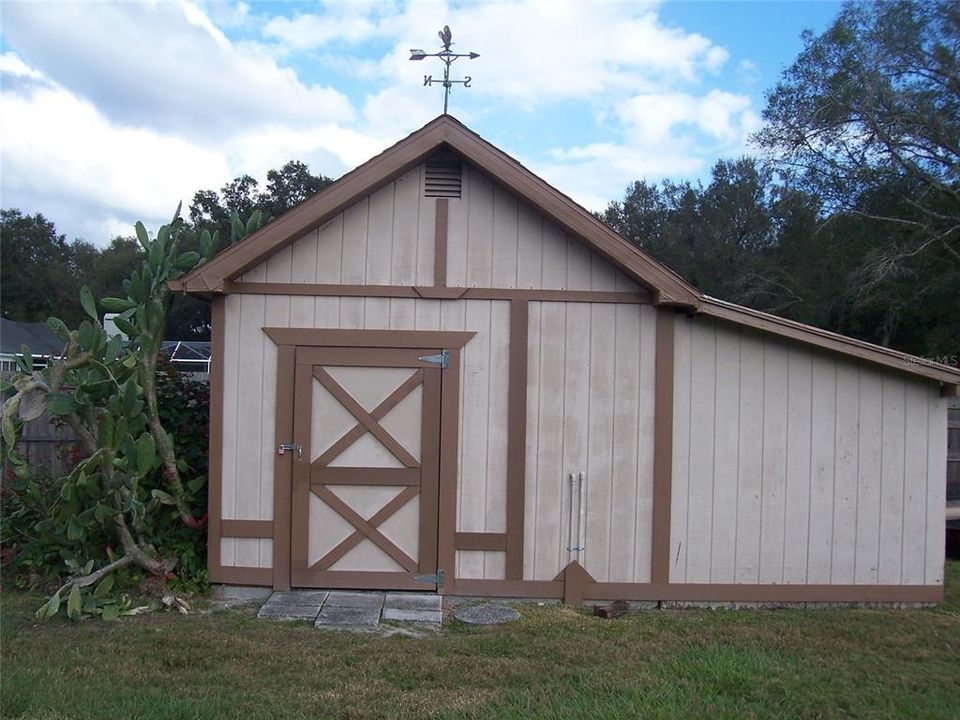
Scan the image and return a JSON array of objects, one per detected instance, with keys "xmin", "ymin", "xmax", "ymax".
[
  {"xmin": 417, "ymin": 350, "xmax": 450, "ymax": 369},
  {"xmin": 414, "ymin": 569, "xmax": 444, "ymax": 588}
]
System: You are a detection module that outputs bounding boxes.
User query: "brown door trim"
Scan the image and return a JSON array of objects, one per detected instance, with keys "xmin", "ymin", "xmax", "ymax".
[
  {"xmin": 264, "ymin": 327, "xmax": 476, "ymax": 349},
  {"xmin": 437, "ymin": 346, "xmax": 462, "ymax": 595}
]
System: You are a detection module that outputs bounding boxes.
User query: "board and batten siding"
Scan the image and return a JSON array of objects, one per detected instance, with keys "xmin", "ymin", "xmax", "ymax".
[
  {"xmin": 218, "ymin": 292, "xmax": 659, "ymax": 582},
  {"xmin": 669, "ymin": 315, "xmax": 947, "ymax": 587},
  {"xmin": 240, "ymin": 163, "xmax": 639, "ymax": 293},
  {"xmin": 522, "ymin": 301, "xmax": 657, "ymax": 583}
]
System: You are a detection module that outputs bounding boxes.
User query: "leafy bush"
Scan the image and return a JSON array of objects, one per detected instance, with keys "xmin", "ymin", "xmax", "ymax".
[
  {"xmin": 0, "ymin": 208, "xmax": 251, "ymax": 620},
  {"xmin": 0, "ymin": 358, "xmax": 211, "ymax": 597}
]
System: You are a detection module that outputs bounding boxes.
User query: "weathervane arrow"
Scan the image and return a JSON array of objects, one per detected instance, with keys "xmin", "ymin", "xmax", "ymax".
[{"xmin": 409, "ymin": 26, "xmax": 479, "ymax": 114}]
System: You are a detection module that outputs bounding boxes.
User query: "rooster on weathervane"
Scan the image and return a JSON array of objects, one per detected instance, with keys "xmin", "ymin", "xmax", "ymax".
[{"xmin": 409, "ymin": 26, "xmax": 480, "ymax": 113}]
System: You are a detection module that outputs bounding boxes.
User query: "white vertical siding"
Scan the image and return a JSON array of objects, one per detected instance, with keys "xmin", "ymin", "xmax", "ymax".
[
  {"xmin": 241, "ymin": 163, "xmax": 639, "ymax": 293},
  {"xmin": 220, "ymin": 294, "xmax": 659, "ymax": 579},
  {"xmin": 670, "ymin": 315, "xmax": 947, "ymax": 586},
  {"xmin": 523, "ymin": 302, "xmax": 658, "ymax": 582}
]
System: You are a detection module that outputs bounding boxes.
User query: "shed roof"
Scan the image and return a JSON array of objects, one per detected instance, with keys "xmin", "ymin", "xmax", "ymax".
[{"xmin": 173, "ymin": 115, "xmax": 960, "ymax": 389}]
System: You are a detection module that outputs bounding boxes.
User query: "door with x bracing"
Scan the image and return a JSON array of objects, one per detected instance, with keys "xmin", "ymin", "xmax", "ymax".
[{"xmin": 289, "ymin": 346, "xmax": 441, "ymax": 590}]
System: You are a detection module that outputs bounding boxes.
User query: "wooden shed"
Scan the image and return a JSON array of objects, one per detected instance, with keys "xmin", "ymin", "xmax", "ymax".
[{"xmin": 174, "ymin": 116, "xmax": 960, "ymax": 604}]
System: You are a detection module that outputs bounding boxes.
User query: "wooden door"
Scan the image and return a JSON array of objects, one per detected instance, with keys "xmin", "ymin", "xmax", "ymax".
[{"xmin": 290, "ymin": 346, "xmax": 442, "ymax": 589}]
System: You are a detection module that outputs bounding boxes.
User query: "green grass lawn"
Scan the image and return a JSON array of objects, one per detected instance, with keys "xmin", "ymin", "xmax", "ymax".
[{"xmin": 3, "ymin": 563, "xmax": 959, "ymax": 720}]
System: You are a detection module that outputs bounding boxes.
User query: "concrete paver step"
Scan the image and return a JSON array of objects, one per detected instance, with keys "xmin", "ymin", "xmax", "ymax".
[{"xmin": 256, "ymin": 589, "xmax": 443, "ymax": 630}]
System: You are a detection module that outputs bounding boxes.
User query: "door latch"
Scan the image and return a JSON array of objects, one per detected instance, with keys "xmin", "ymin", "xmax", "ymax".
[{"xmin": 278, "ymin": 443, "xmax": 302, "ymax": 460}]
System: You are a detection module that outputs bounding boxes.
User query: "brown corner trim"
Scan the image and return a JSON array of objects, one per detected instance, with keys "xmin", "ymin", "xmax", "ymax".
[
  {"xmin": 271, "ymin": 344, "xmax": 296, "ymax": 591},
  {"xmin": 214, "ymin": 566, "xmax": 274, "ymax": 586},
  {"xmin": 554, "ymin": 560, "xmax": 597, "ymax": 606},
  {"xmin": 263, "ymin": 327, "xmax": 476, "ymax": 349},
  {"xmin": 455, "ymin": 532, "xmax": 508, "ymax": 551},
  {"xmin": 942, "ymin": 383, "xmax": 959, "ymax": 398},
  {"xmin": 434, "ymin": 198, "xmax": 449, "ymax": 287},
  {"xmin": 206, "ymin": 296, "xmax": 225, "ymax": 581},
  {"xmin": 228, "ymin": 281, "xmax": 652, "ymax": 304},
  {"xmin": 221, "ymin": 519, "xmax": 274, "ymax": 539},
  {"xmin": 505, "ymin": 299, "xmax": 529, "ymax": 580},
  {"xmin": 651, "ymin": 308, "xmax": 675, "ymax": 586}
]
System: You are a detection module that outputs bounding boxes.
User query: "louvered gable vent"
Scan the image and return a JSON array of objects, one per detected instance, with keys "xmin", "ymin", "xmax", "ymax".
[{"xmin": 424, "ymin": 160, "xmax": 462, "ymax": 198}]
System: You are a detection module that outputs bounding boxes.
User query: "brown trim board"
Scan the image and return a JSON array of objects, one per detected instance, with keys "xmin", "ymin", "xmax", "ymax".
[
  {"xmin": 455, "ymin": 532, "xmax": 508, "ymax": 551},
  {"xmin": 216, "ymin": 566, "xmax": 274, "ymax": 586},
  {"xmin": 206, "ymin": 296, "xmax": 225, "ymax": 582},
  {"xmin": 505, "ymin": 299, "xmax": 528, "ymax": 580},
  {"xmin": 228, "ymin": 282, "xmax": 651, "ymax": 304},
  {"xmin": 453, "ymin": 579, "xmax": 943, "ymax": 604},
  {"xmin": 651, "ymin": 308, "xmax": 675, "ymax": 586},
  {"xmin": 434, "ymin": 198, "xmax": 448, "ymax": 287},
  {"xmin": 271, "ymin": 344, "xmax": 296, "ymax": 590},
  {"xmin": 221, "ymin": 519, "xmax": 274, "ymax": 539}
]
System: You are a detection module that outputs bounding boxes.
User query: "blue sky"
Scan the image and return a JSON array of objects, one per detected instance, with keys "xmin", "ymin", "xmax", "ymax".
[{"xmin": 0, "ymin": 1, "xmax": 842, "ymax": 245}]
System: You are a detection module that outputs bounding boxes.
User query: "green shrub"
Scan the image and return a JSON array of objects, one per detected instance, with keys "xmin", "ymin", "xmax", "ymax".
[{"xmin": 0, "ymin": 357, "xmax": 211, "ymax": 595}]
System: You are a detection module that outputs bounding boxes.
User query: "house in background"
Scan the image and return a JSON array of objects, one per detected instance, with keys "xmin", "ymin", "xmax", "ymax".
[
  {"xmin": 0, "ymin": 318, "xmax": 63, "ymax": 372},
  {"xmin": 173, "ymin": 115, "xmax": 959, "ymax": 604}
]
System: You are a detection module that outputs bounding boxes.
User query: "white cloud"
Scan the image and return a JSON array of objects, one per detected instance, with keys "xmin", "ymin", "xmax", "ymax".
[
  {"xmin": 256, "ymin": 1, "xmax": 730, "ymax": 104},
  {"xmin": 0, "ymin": 0, "xmax": 767, "ymax": 245},
  {"xmin": 264, "ymin": 10, "xmax": 382, "ymax": 49},
  {"xmin": 1, "ymin": 1, "xmax": 354, "ymax": 139},
  {"xmin": 617, "ymin": 90, "xmax": 754, "ymax": 145},
  {"xmin": 0, "ymin": 79, "xmax": 231, "ymax": 241},
  {"xmin": 540, "ymin": 89, "xmax": 760, "ymax": 211},
  {"xmin": 0, "ymin": 51, "xmax": 44, "ymax": 80}
]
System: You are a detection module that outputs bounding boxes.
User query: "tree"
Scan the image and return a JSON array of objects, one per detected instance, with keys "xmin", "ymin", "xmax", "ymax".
[
  {"xmin": 260, "ymin": 160, "xmax": 334, "ymax": 219},
  {"xmin": 188, "ymin": 160, "xmax": 332, "ymax": 247},
  {"xmin": 755, "ymin": 0, "xmax": 960, "ymax": 277},
  {"xmin": 0, "ymin": 210, "xmax": 85, "ymax": 327},
  {"xmin": 603, "ymin": 158, "xmax": 783, "ymax": 304}
]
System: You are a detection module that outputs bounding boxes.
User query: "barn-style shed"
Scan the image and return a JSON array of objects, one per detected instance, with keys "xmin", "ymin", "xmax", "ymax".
[{"xmin": 175, "ymin": 115, "xmax": 959, "ymax": 604}]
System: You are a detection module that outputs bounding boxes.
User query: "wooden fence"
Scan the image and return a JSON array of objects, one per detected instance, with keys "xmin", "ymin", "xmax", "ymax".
[
  {"xmin": 2, "ymin": 372, "xmax": 209, "ymax": 479},
  {"xmin": 11, "ymin": 412, "xmax": 79, "ymax": 479}
]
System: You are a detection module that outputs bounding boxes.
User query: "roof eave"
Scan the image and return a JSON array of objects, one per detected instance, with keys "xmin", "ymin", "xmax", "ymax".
[{"xmin": 699, "ymin": 295, "xmax": 960, "ymax": 387}]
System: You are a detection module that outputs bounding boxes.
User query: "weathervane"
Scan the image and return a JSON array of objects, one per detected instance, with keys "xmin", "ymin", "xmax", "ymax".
[{"xmin": 409, "ymin": 26, "xmax": 479, "ymax": 114}]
